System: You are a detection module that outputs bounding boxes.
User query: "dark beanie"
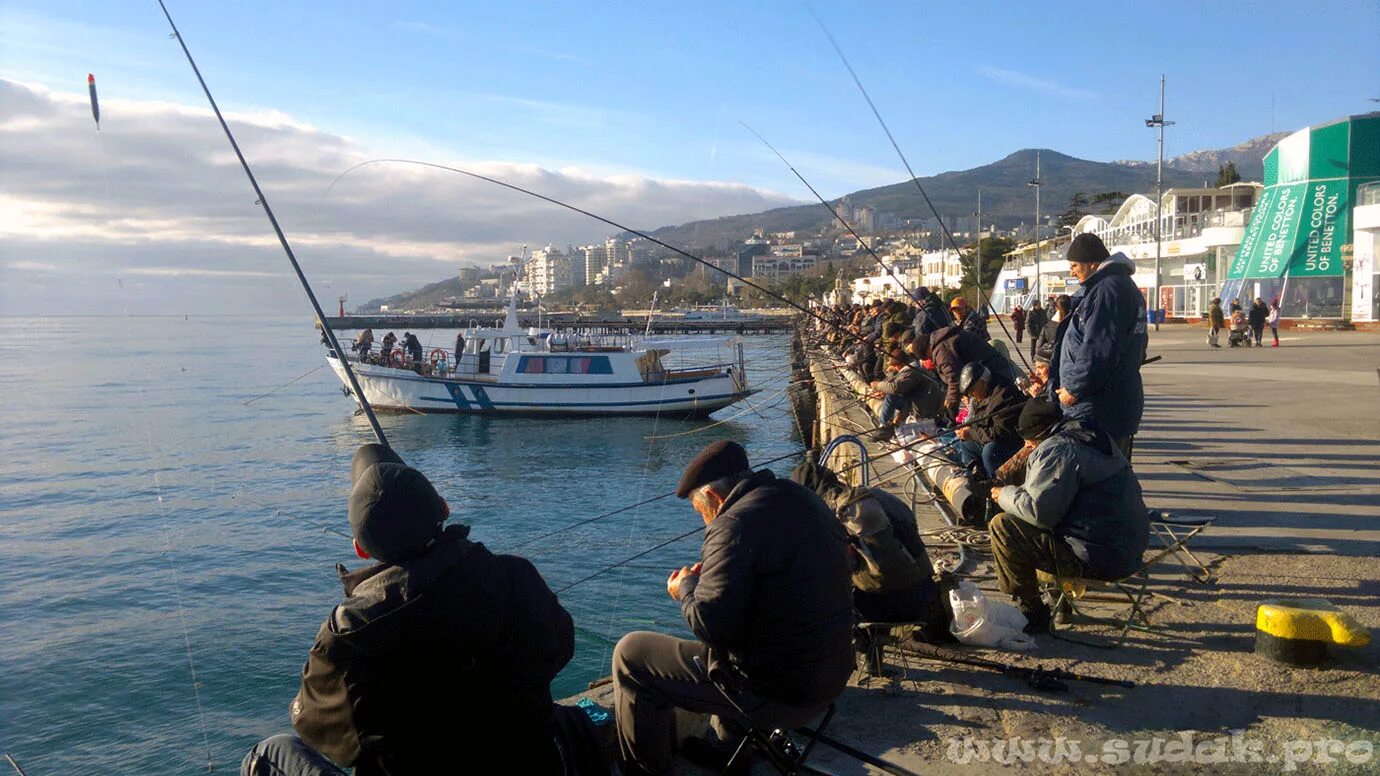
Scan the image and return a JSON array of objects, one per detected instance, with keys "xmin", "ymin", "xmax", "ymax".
[
  {"xmin": 348, "ymin": 462, "xmax": 447, "ymax": 562},
  {"xmin": 1067, "ymin": 233, "xmax": 1110, "ymax": 265},
  {"xmin": 351, "ymin": 443, "xmax": 405, "ymax": 485},
  {"xmin": 676, "ymin": 440, "xmax": 751, "ymax": 498},
  {"xmin": 1017, "ymin": 398, "xmax": 1064, "ymax": 440}
]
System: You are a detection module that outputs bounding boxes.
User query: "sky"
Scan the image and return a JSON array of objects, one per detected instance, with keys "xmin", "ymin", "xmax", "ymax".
[{"xmin": 2, "ymin": 0, "xmax": 1377, "ymax": 314}]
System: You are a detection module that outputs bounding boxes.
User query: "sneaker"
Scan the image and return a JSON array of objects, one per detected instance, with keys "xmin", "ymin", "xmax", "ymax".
[{"xmin": 873, "ymin": 425, "xmax": 896, "ymax": 442}]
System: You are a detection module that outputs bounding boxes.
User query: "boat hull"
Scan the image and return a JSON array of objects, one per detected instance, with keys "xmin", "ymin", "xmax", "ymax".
[{"xmin": 328, "ymin": 357, "xmax": 751, "ymax": 417}]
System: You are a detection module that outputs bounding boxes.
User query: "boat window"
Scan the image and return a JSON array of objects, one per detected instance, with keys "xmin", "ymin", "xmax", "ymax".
[
  {"xmin": 494, "ymin": 338, "xmax": 507, "ymax": 354},
  {"xmin": 517, "ymin": 356, "xmax": 612, "ymax": 375}
]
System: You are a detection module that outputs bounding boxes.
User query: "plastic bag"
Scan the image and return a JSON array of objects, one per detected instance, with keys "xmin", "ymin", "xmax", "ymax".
[{"xmin": 948, "ymin": 580, "xmax": 1035, "ymax": 652}]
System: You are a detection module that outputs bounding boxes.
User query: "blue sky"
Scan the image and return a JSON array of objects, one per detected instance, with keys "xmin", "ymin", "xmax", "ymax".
[
  {"xmin": 1, "ymin": 0, "xmax": 1377, "ymax": 313},
  {"xmin": 6, "ymin": 0, "xmax": 1377, "ymax": 194}
]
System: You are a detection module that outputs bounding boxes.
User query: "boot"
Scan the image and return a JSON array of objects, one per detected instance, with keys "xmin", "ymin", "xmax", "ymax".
[{"xmin": 1019, "ymin": 600, "xmax": 1053, "ymax": 634}]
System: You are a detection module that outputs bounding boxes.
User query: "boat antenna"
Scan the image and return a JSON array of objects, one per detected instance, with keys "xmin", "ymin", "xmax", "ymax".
[
  {"xmin": 155, "ymin": 0, "xmax": 389, "ymax": 447},
  {"xmin": 740, "ymin": 121, "xmax": 925, "ymax": 309},
  {"xmin": 805, "ymin": 4, "xmax": 1031, "ymax": 371}
]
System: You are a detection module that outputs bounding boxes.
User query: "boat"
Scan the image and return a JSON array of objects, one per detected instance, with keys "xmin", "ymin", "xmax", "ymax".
[
  {"xmin": 326, "ymin": 295, "xmax": 755, "ymax": 417},
  {"xmin": 680, "ymin": 299, "xmax": 766, "ymax": 322}
]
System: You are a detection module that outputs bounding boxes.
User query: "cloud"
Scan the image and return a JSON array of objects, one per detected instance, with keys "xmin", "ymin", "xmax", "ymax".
[
  {"xmin": 975, "ymin": 65, "xmax": 1097, "ymax": 100},
  {"xmin": 0, "ymin": 78, "xmax": 798, "ymax": 314}
]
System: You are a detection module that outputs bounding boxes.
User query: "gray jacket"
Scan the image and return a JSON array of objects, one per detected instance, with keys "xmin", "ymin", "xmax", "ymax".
[{"xmin": 995, "ymin": 421, "xmax": 1148, "ymax": 579}]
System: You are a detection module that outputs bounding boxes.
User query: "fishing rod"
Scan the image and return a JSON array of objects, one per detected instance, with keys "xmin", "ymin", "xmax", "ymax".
[
  {"xmin": 901, "ymin": 641, "xmax": 1136, "ymax": 691},
  {"xmin": 805, "ymin": 5, "xmax": 1031, "ymax": 373},
  {"xmin": 156, "ymin": 0, "xmax": 389, "ymax": 449},
  {"xmin": 741, "ymin": 121, "xmax": 925, "ymax": 310}
]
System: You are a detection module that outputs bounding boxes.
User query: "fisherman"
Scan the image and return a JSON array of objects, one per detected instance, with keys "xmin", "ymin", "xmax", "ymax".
[
  {"xmin": 241, "ymin": 445, "xmax": 574, "ymax": 776},
  {"xmin": 912, "ymin": 327, "xmax": 1016, "ymax": 418},
  {"xmin": 454, "ymin": 331, "xmax": 466, "ymax": 363},
  {"xmin": 987, "ymin": 399, "xmax": 1149, "ymax": 632},
  {"xmin": 868, "ymin": 348, "xmax": 942, "ymax": 440},
  {"xmin": 403, "ymin": 331, "xmax": 424, "ymax": 364},
  {"xmin": 611, "ymin": 440, "xmax": 853, "ymax": 774},
  {"xmin": 912, "ymin": 287, "xmax": 950, "ymax": 335},
  {"xmin": 1035, "ymin": 294, "xmax": 1068, "ymax": 361},
  {"xmin": 380, "ymin": 331, "xmax": 397, "ymax": 362},
  {"xmin": 949, "ymin": 297, "xmax": 988, "ymax": 339},
  {"xmin": 955, "ymin": 361, "xmax": 1028, "ymax": 478},
  {"xmin": 352, "ymin": 328, "xmax": 374, "ymax": 360},
  {"xmin": 1047, "ymin": 234, "xmax": 1148, "ymax": 458}
]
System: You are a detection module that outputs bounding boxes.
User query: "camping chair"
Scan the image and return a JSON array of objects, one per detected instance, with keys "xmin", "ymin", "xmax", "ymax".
[
  {"xmin": 1039, "ymin": 512, "xmax": 1217, "ymax": 648},
  {"xmin": 691, "ymin": 656, "xmax": 837, "ymax": 775}
]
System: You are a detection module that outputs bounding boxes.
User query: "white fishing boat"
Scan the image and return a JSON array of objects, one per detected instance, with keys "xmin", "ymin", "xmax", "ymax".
[{"xmin": 326, "ymin": 296, "xmax": 754, "ymax": 417}]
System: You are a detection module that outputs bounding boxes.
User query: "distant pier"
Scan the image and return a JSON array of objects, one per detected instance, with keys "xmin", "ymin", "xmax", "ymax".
[{"xmin": 321, "ymin": 314, "xmax": 797, "ymax": 335}]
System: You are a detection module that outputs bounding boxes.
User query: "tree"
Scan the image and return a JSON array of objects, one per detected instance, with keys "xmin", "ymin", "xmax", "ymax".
[
  {"xmin": 960, "ymin": 236, "xmax": 1014, "ymax": 297},
  {"xmin": 1056, "ymin": 192, "xmax": 1090, "ymax": 228},
  {"xmin": 1216, "ymin": 161, "xmax": 1240, "ymax": 187}
]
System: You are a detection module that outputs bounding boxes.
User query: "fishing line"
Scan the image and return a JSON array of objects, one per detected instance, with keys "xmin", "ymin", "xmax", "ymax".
[
  {"xmin": 242, "ymin": 363, "xmax": 326, "ymax": 405},
  {"xmin": 741, "ymin": 121, "xmax": 923, "ymax": 309},
  {"xmin": 804, "ymin": 4, "xmax": 1032, "ymax": 373},
  {"xmin": 323, "ymin": 159, "xmax": 857, "ymax": 340},
  {"xmin": 642, "ymin": 381, "xmax": 798, "ymax": 440}
]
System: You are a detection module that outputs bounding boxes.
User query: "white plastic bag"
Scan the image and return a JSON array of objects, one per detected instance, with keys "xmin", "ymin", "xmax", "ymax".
[{"xmin": 948, "ymin": 580, "xmax": 1036, "ymax": 652}]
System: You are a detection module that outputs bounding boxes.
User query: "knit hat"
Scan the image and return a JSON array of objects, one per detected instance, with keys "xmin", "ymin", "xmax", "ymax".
[
  {"xmin": 1067, "ymin": 233, "xmax": 1110, "ymax": 265},
  {"xmin": 351, "ymin": 443, "xmax": 405, "ymax": 485},
  {"xmin": 676, "ymin": 440, "xmax": 751, "ymax": 498},
  {"xmin": 348, "ymin": 462, "xmax": 447, "ymax": 562},
  {"xmin": 1017, "ymin": 398, "xmax": 1063, "ymax": 440}
]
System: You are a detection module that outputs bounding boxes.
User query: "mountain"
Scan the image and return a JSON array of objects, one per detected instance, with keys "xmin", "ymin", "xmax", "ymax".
[
  {"xmin": 644, "ymin": 148, "xmax": 1211, "ymax": 248},
  {"xmin": 1118, "ymin": 132, "xmax": 1288, "ymax": 181},
  {"xmin": 361, "ymin": 276, "xmax": 465, "ymax": 312}
]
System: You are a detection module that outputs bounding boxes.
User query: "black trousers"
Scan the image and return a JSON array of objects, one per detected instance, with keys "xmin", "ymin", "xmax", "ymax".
[
  {"xmin": 612, "ymin": 632, "xmax": 828, "ymax": 774},
  {"xmin": 989, "ymin": 513, "xmax": 1092, "ymax": 608}
]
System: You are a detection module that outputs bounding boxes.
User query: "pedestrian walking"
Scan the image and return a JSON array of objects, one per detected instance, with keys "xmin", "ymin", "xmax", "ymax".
[
  {"xmin": 1248, "ymin": 297, "xmax": 1269, "ymax": 347},
  {"xmin": 1011, "ymin": 305, "xmax": 1026, "ymax": 344},
  {"xmin": 1267, "ymin": 298, "xmax": 1281, "ymax": 347},
  {"xmin": 1207, "ymin": 298, "xmax": 1224, "ymax": 348},
  {"xmin": 1025, "ymin": 301, "xmax": 1047, "ymax": 361}
]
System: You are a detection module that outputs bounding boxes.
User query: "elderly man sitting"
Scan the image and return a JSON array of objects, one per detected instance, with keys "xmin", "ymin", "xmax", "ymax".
[
  {"xmin": 611, "ymin": 441, "xmax": 853, "ymax": 774},
  {"xmin": 987, "ymin": 400, "xmax": 1149, "ymax": 632}
]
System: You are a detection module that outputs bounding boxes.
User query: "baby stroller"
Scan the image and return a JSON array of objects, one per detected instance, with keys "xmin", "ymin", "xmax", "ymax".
[{"xmin": 1228, "ymin": 311, "xmax": 1252, "ymax": 347}]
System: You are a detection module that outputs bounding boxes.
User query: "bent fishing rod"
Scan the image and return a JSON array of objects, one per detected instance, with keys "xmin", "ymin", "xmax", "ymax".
[
  {"xmin": 741, "ymin": 121, "xmax": 926, "ymax": 310},
  {"xmin": 806, "ymin": 5, "xmax": 1031, "ymax": 372},
  {"xmin": 156, "ymin": 0, "xmax": 389, "ymax": 449}
]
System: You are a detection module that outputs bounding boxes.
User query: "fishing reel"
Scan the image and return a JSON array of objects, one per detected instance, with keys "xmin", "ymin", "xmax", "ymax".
[{"xmin": 1025, "ymin": 668, "xmax": 1070, "ymax": 693}]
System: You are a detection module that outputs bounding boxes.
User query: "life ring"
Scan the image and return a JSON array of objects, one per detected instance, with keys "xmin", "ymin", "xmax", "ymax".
[
  {"xmin": 389, "ymin": 350, "xmax": 407, "ymax": 368},
  {"xmin": 429, "ymin": 348, "xmax": 448, "ymax": 363}
]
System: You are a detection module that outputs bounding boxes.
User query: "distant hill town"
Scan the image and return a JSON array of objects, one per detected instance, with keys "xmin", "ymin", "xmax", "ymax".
[{"xmin": 364, "ymin": 134, "xmax": 1283, "ymax": 312}]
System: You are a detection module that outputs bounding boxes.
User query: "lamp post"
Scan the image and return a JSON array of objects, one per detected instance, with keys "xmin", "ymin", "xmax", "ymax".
[
  {"xmin": 1145, "ymin": 75, "xmax": 1175, "ymax": 332},
  {"xmin": 1028, "ymin": 151, "xmax": 1043, "ymax": 301}
]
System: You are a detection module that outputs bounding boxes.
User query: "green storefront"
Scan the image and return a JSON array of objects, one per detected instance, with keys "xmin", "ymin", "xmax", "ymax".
[{"xmin": 1224, "ymin": 114, "xmax": 1380, "ymax": 318}]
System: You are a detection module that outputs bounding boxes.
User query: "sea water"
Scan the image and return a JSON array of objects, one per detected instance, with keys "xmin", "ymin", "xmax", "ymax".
[{"xmin": 0, "ymin": 316, "xmax": 798, "ymax": 774}]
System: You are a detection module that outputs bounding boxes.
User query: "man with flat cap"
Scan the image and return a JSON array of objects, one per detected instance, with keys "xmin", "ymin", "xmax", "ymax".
[
  {"xmin": 242, "ymin": 444, "xmax": 574, "ymax": 775},
  {"xmin": 986, "ymin": 399, "xmax": 1149, "ymax": 633},
  {"xmin": 611, "ymin": 440, "xmax": 854, "ymax": 774}
]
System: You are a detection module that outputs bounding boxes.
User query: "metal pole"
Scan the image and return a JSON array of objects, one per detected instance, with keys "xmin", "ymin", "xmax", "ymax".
[
  {"xmin": 1031, "ymin": 152, "xmax": 1043, "ymax": 300},
  {"xmin": 1154, "ymin": 74, "xmax": 1166, "ymax": 331},
  {"xmin": 975, "ymin": 191, "xmax": 982, "ymax": 300}
]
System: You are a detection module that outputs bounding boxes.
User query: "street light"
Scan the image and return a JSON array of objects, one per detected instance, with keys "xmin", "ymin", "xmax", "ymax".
[
  {"xmin": 1027, "ymin": 151, "xmax": 1043, "ymax": 301},
  {"xmin": 1145, "ymin": 75, "xmax": 1175, "ymax": 332}
]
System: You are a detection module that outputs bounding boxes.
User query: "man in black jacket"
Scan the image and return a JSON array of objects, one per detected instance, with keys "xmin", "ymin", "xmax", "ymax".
[
  {"xmin": 954, "ymin": 362, "xmax": 1028, "ymax": 477},
  {"xmin": 612, "ymin": 441, "xmax": 853, "ymax": 774},
  {"xmin": 242, "ymin": 445, "xmax": 574, "ymax": 776},
  {"xmin": 1024, "ymin": 301, "xmax": 1047, "ymax": 361}
]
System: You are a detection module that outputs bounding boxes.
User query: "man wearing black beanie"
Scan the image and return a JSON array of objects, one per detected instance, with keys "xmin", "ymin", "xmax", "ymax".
[
  {"xmin": 242, "ymin": 444, "xmax": 574, "ymax": 775},
  {"xmin": 985, "ymin": 399, "xmax": 1149, "ymax": 633},
  {"xmin": 1047, "ymin": 233, "xmax": 1148, "ymax": 458}
]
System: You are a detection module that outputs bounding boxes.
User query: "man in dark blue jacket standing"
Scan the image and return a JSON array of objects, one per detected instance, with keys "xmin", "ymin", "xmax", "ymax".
[{"xmin": 1048, "ymin": 233, "xmax": 1147, "ymax": 458}]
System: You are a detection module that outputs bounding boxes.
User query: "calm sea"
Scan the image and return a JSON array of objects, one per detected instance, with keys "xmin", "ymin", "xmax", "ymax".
[{"xmin": 0, "ymin": 316, "xmax": 798, "ymax": 774}]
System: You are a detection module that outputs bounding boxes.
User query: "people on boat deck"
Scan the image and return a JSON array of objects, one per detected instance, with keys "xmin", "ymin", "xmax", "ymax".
[
  {"xmin": 987, "ymin": 399, "xmax": 1149, "ymax": 634},
  {"xmin": 612, "ymin": 440, "xmax": 853, "ymax": 774},
  {"xmin": 403, "ymin": 332, "xmax": 423, "ymax": 364},
  {"xmin": 379, "ymin": 331, "xmax": 396, "ymax": 362},
  {"xmin": 352, "ymin": 328, "xmax": 373, "ymax": 358},
  {"xmin": 240, "ymin": 444, "xmax": 574, "ymax": 776},
  {"xmin": 453, "ymin": 331, "xmax": 465, "ymax": 363}
]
